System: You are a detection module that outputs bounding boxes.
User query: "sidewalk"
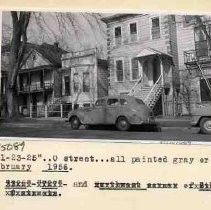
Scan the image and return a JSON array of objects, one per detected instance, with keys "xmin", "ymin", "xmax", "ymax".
[
  {"xmin": 155, "ymin": 117, "xmax": 200, "ymax": 133},
  {"xmin": 0, "ymin": 117, "xmax": 67, "ymax": 128},
  {"xmin": 0, "ymin": 116, "xmax": 191, "ymax": 129},
  {"xmin": 155, "ymin": 117, "xmax": 190, "ymax": 127}
]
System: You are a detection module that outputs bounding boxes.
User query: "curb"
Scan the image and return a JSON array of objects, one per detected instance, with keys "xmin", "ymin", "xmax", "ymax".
[{"xmin": 161, "ymin": 126, "xmax": 200, "ymax": 133}]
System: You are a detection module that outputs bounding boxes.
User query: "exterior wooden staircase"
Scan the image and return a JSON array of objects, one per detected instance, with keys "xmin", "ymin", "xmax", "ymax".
[
  {"xmin": 128, "ymin": 74, "xmax": 163, "ymax": 109},
  {"xmin": 144, "ymin": 75, "xmax": 163, "ymax": 109}
]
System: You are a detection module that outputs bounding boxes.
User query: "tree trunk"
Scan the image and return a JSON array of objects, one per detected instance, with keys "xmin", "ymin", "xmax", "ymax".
[
  {"xmin": 7, "ymin": 88, "xmax": 19, "ymax": 118},
  {"xmin": 5, "ymin": 11, "xmax": 31, "ymax": 118}
]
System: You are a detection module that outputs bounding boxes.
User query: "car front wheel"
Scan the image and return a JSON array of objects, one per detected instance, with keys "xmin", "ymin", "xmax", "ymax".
[
  {"xmin": 70, "ymin": 116, "xmax": 81, "ymax": 130},
  {"xmin": 200, "ymin": 117, "xmax": 211, "ymax": 134},
  {"xmin": 116, "ymin": 117, "xmax": 130, "ymax": 131}
]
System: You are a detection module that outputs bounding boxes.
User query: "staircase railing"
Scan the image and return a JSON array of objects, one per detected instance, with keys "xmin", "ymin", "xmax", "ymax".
[
  {"xmin": 144, "ymin": 74, "xmax": 162, "ymax": 104},
  {"xmin": 128, "ymin": 76, "xmax": 143, "ymax": 96},
  {"xmin": 195, "ymin": 62, "xmax": 211, "ymax": 93}
]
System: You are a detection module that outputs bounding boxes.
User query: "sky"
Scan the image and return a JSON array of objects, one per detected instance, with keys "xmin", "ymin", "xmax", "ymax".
[{"xmin": 1, "ymin": 11, "xmax": 109, "ymax": 56}]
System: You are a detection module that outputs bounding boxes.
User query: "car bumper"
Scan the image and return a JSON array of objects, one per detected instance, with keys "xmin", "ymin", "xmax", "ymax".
[
  {"xmin": 190, "ymin": 115, "xmax": 201, "ymax": 127},
  {"xmin": 129, "ymin": 116, "xmax": 155, "ymax": 125}
]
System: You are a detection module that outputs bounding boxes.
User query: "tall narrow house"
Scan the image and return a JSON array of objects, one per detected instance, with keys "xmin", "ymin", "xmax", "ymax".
[
  {"xmin": 102, "ymin": 14, "xmax": 179, "ymax": 116},
  {"xmin": 176, "ymin": 15, "xmax": 211, "ymax": 114},
  {"xmin": 61, "ymin": 48, "xmax": 108, "ymax": 109}
]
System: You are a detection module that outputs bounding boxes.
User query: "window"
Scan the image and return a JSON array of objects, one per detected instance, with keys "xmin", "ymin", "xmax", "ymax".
[
  {"xmin": 170, "ymin": 15, "xmax": 175, "ymax": 22},
  {"xmin": 200, "ymin": 78, "xmax": 211, "ymax": 102},
  {"xmin": 135, "ymin": 98, "xmax": 145, "ymax": 105},
  {"xmin": 120, "ymin": 98, "xmax": 128, "ymax": 105},
  {"xmin": 107, "ymin": 98, "xmax": 119, "ymax": 106},
  {"xmin": 151, "ymin": 17, "xmax": 161, "ymax": 39},
  {"xmin": 131, "ymin": 58, "xmax": 139, "ymax": 80},
  {"xmin": 1, "ymin": 77, "xmax": 7, "ymax": 95},
  {"xmin": 183, "ymin": 15, "xmax": 194, "ymax": 27},
  {"xmin": 73, "ymin": 73, "xmax": 79, "ymax": 93},
  {"xmin": 130, "ymin": 22, "xmax": 137, "ymax": 42},
  {"xmin": 114, "ymin": 26, "xmax": 122, "ymax": 45},
  {"xmin": 130, "ymin": 23, "xmax": 137, "ymax": 34},
  {"xmin": 116, "ymin": 59, "xmax": 124, "ymax": 82},
  {"xmin": 83, "ymin": 72, "xmax": 90, "ymax": 92},
  {"xmin": 195, "ymin": 27, "xmax": 207, "ymax": 42},
  {"xmin": 83, "ymin": 103, "xmax": 90, "ymax": 108},
  {"xmin": 74, "ymin": 104, "xmax": 79, "ymax": 110},
  {"xmin": 64, "ymin": 76, "xmax": 70, "ymax": 96},
  {"xmin": 194, "ymin": 26, "xmax": 209, "ymax": 57},
  {"xmin": 95, "ymin": 99, "xmax": 105, "ymax": 107}
]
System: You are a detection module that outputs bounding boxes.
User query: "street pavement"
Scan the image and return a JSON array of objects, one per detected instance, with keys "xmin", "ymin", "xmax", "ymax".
[{"xmin": 0, "ymin": 117, "xmax": 210, "ymax": 142}]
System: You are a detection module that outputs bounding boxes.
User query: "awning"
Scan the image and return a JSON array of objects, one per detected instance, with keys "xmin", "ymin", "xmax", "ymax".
[{"xmin": 135, "ymin": 48, "xmax": 174, "ymax": 65}]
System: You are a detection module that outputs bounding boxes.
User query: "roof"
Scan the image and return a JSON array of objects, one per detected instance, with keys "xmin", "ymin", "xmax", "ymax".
[
  {"xmin": 135, "ymin": 48, "xmax": 173, "ymax": 58},
  {"xmin": 2, "ymin": 42, "xmax": 66, "ymax": 67},
  {"xmin": 101, "ymin": 14, "xmax": 139, "ymax": 23}
]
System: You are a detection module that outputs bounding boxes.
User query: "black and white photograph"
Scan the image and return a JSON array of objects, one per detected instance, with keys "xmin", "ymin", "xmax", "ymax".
[{"xmin": 0, "ymin": 11, "xmax": 211, "ymax": 141}]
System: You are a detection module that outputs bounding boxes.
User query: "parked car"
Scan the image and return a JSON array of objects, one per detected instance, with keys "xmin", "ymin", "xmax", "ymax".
[
  {"xmin": 68, "ymin": 95, "xmax": 155, "ymax": 131},
  {"xmin": 191, "ymin": 105, "xmax": 211, "ymax": 134}
]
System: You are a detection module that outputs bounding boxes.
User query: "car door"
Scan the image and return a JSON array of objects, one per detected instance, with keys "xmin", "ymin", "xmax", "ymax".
[
  {"xmin": 105, "ymin": 98, "xmax": 120, "ymax": 124},
  {"xmin": 84, "ymin": 99, "xmax": 106, "ymax": 124}
]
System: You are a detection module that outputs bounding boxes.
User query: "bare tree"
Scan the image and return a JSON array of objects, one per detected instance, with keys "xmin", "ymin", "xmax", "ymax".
[
  {"xmin": 7, "ymin": 12, "xmax": 31, "ymax": 118},
  {"xmin": 2, "ymin": 11, "xmax": 105, "ymax": 118}
]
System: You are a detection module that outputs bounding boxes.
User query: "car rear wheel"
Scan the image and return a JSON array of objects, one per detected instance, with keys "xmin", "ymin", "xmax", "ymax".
[
  {"xmin": 116, "ymin": 117, "xmax": 130, "ymax": 131},
  {"xmin": 70, "ymin": 116, "xmax": 81, "ymax": 130},
  {"xmin": 200, "ymin": 117, "xmax": 211, "ymax": 134}
]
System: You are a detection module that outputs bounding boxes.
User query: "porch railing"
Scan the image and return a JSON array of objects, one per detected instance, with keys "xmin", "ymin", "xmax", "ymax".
[
  {"xmin": 19, "ymin": 103, "xmax": 72, "ymax": 118},
  {"xmin": 128, "ymin": 76, "xmax": 143, "ymax": 96},
  {"xmin": 18, "ymin": 82, "xmax": 54, "ymax": 93},
  {"xmin": 144, "ymin": 74, "xmax": 162, "ymax": 104},
  {"xmin": 184, "ymin": 49, "xmax": 211, "ymax": 64}
]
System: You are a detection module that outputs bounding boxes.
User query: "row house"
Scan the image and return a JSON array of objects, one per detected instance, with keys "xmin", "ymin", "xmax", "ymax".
[
  {"xmin": 1, "ymin": 43, "xmax": 65, "ymax": 117},
  {"xmin": 176, "ymin": 15, "xmax": 211, "ymax": 114},
  {"xmin": 101, "ymin": 14, "xmax": 179, "ymax": 116},
  {"xmin": 61, "ymin": 48, "xmax": 108, "ymax": 109}
]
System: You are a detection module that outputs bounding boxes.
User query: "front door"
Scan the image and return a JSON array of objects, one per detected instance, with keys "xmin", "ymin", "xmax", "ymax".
[
  {"xmin": 143, "ymin": 60, "xmax": 150, "ymax": 86},
  {"xmin": 153, "ymin": 57, "xmax": 161, "ymax": 83},
  {"xmin": 31, "ymin": 94, "xmax": 37, "ymax": 116},
  {"xmin": 143, "ymin": 59, "xmax": 155, "ymax": 86}
]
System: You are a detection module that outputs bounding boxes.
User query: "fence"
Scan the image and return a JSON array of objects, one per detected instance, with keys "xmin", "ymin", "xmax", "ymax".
[
  {"xmin": 19, "ymin": 103, "xmax": 72, "ymax": 118},
  {"xmin": 163, "ymin": 101, "xmax": 183, "ymax": 117},
  {"xmin": 19, "ymin": 100, "xmax": 183, "ymax": 119}
]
